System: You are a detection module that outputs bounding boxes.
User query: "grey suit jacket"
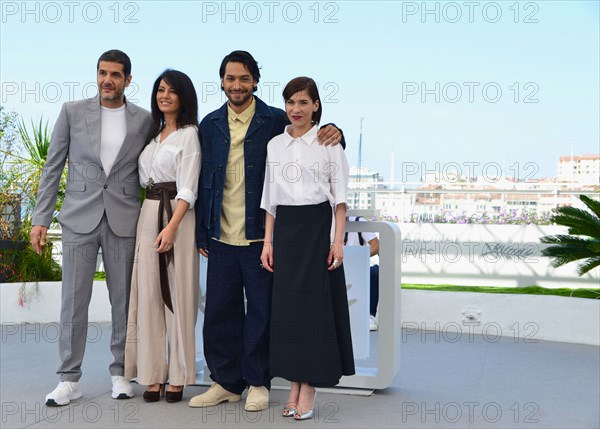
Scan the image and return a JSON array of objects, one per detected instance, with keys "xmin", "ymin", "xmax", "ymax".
[{"xmin": 32, "ymin": 96, "xmax": 153, "ymax": 237}]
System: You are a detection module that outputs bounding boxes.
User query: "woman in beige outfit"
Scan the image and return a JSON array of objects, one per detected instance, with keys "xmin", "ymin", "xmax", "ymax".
[{"xmin": 125, "ymin": 69, "xmax": 200, "ymax": 403}]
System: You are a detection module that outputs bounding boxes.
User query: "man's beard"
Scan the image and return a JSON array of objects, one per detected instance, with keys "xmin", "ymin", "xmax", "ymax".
[
  {"xmin": 99, "ymin": 86, "xmax": 125, "ymax": 103},
  {"xmin": 226, "ymin": 89, "xmax": 252, "ymax": 106}
]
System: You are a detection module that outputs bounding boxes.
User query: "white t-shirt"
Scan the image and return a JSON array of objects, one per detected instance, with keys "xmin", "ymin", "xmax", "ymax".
[
  {"xmin": 345, "ymin": 216, "xmax": 377, "ymax": 246},
  {"xmin": 138, "ymin": 126, "xmax": 201, "ymax": 207},
  {"xmin": 100, "ymin": 104, "xmax": 127, "ymax": 176},
  {"xmin": 345, "ymin": 216, "xmax": 379, "ymax": 265}
]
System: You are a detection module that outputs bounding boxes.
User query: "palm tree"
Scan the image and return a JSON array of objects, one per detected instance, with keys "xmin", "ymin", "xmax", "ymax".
[{"xmin": 541, "ymin": 195, "xmax": 600, "ymax": 276}]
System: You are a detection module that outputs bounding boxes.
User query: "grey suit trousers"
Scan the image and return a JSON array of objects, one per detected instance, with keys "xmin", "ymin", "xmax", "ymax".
[{"xmin": 58, "ymin": 214, "xmax": 135, "ymax": 382}]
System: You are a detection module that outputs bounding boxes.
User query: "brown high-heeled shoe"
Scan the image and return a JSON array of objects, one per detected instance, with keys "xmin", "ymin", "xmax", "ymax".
[
  {"xmin": 143, "ymin": 384, "xmax": 165, "ymax": 402},
  {"xmin": 165, "ymin": 385, "xmax": 184, "ymax": 403}
]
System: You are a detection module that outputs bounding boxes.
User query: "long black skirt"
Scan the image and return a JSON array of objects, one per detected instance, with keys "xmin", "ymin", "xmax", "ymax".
[{"xmin": 269, "ymin": 201, "xmax": 355, "ymax": 387}]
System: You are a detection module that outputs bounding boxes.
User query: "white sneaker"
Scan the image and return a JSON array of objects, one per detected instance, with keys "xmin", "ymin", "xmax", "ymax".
[
  {"xmin": 45, "ymin": 381, "xmax": 82, "ymax": 406},
  {"xmin": 111, "ymin": 376, "xmax": 134, "ymax": 399},
  {"xmin": 369, "ymin": 315, "xmax": 379, "ymax": 331}
]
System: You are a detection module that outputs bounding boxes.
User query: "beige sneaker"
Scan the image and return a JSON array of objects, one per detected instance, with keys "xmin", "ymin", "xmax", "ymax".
[
  {"xmin": 188, "ymin": 383, "xmax": 241, "ymax": 408},
  {"xmin": 244, "ymin": 386, "xmax": 269, "ymax": 411}
]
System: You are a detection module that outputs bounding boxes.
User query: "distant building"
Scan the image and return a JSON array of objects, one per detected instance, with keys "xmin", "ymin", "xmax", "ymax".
[
  {"xmin": 374, "ymin": 190, "xmax": 414, "ymax": 219},
  {"xmin": 347, "ymin": 166, "xmax": 385, "ymax": 210},
  {"xmin": 348, "ymin": 166, "xmax": 385, "ymax": 189},
  {"xmin": 347, "ymin": 154, "xmax": 599, "ymax": 220},
  {"xmin": 557, "ymin": 154, "xmax": 600, "ymax": 186}
]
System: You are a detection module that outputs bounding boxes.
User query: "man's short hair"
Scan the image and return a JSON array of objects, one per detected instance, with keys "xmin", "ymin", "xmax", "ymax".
[
  {"xmin": 97, "ymin": 50, "xmax": 131, "ymax": 76},
  {"xmin": 219, "ymin": 50, "xmax": 261, "ymax": 87}
]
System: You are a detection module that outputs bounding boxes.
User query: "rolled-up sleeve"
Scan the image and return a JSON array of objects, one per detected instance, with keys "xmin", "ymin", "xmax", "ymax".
[
  {"xmin": 328, "ymin": 145, "xmax": 349, "ymax": 208},
  {"xmin": 176, "ymin": 127, "xmax": 201, "ymax": 207},
  {"xmin": 260, "ymin": 151, "xmax": 277, "ymax": 218}
]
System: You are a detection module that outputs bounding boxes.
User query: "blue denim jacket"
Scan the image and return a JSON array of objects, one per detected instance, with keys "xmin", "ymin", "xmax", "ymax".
[{"xmin": 195, "ymin": 97, "xmax": 288, "ymax": 248}]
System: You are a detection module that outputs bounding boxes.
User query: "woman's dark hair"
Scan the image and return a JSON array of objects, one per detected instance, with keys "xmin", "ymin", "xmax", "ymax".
[
  {"xmin": 97, "ymin": 49, "xmax": 131, "ymax": 76},
  {"xmin": 282, "ymin": 77, "xmax": 322, "ymax": 125},
  {"xmin": 150, "ymin": 69, "xmax": 198, "ymax": 140},
  {"xmin": 219, "ymin": 50, "xmax": 261, "ymax": 92}
]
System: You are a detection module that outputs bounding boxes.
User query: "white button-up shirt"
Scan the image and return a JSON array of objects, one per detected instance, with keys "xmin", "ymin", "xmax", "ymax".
[
  {"xmin": 138, "ymin": 125, "xmax": 201, "ymax": 207},
  {"xmin": 261, "ymin": 125, "xmax": 349, "ymax": 218}
]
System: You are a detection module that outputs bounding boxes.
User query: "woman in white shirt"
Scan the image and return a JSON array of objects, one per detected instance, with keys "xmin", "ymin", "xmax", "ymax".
[
  {"xmin": 260, "ymin": 77, "xmax": 355, "ymax": 420},
  {"xmin": 124, "ymin": 70, "xmax": 200, "ymax": 403}
]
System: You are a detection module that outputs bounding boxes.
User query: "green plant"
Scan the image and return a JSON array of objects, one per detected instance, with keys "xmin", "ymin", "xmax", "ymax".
[
  {"xmin": 15, "ymin": 242, "xmax": 62, "ymax": 282},
  {"xmin": 0, "ymin": 114, "xmax": 66, "ymax": 283},
  {"xmin": 0, "ymin": 106, "xmax": 19, "ymax": 175},
  {"xmin": 0, "ymin": 243, "xmax": 21, "ymax": 282},
  {"xmin": 1, "ymin": 117, "xmax": 66, "ymax": 224},
  {"xmin": 0, "ymin": 107, "xmax": 21, "ymax": 239},
  {"xmin": 2, "ymin": 227, "xmax": 61, "ymax": 283},
  {"xmin": 18, "ymin": 117, "xmax": 51, "ymax": 165},
  {"xmin": 11, "ymin": 118, "xmax": 67, "ymax": 221},
  {"xmin": 540, "ymin": 195, "xmax": 600, "ymax": 276}
]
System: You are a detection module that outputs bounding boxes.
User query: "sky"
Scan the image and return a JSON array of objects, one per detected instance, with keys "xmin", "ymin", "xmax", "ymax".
[{"xmin": 1, "ymin": 0, "xmax": 599, "ymax": 184}]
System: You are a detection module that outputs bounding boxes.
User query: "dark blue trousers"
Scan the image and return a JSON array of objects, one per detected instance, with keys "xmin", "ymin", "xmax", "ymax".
[
  {"xmin": 203, "ymin": 239, "xmax": 273, "ymax": 394},
  {"xmin": 370, "ymin": 264, "xmax": 380, "ymax": 317}
]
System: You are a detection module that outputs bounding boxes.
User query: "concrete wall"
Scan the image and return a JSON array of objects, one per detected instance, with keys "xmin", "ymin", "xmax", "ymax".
[
  {"xmin": 401, "ymin": 289, "xmax": 599, "ymax": 346},
  {"xmin": 2, "ymin": 282, "xmax": 598, "ymax": 345}
]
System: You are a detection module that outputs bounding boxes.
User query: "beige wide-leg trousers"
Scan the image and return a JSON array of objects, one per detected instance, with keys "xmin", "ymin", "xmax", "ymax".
[{"xmin": 125, "ymin": 199, "xmax": 199, "ymax": 386}]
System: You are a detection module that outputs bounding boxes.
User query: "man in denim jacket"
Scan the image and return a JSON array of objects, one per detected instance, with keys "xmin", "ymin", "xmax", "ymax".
[{"xmin": 190, "ymin": 51, "xmax": 344, "ymax": 411}]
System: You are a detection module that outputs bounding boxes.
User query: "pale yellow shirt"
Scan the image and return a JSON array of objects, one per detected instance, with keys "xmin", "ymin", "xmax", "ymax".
[{"xmin": 219, "ymin": 98, "xmax": 262, "ymax": 246}]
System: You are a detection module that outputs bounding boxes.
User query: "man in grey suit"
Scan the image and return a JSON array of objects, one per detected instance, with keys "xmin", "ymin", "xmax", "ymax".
[{"xmin": 30, "ymin": 50, "xmax": 153, "ymax": 406}]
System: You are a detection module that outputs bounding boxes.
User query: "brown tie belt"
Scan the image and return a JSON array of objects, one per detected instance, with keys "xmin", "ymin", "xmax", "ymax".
[{"xmin": 146, "ymin": 182, "xmax": 177, "ymax": 313}]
